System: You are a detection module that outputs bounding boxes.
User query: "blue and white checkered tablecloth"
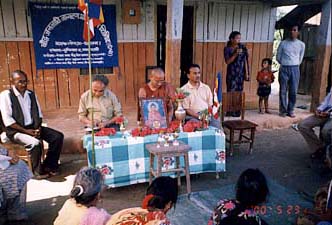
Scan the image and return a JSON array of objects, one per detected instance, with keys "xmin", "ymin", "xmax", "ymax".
[{"xmin": 83, "ymin": 128, "xmax": 226, "ymax": 187}]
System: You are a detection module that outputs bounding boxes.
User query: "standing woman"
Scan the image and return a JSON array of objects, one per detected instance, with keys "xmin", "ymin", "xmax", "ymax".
[{"xmin": 224, "ymin": 31, "xmax": 250, "ymax": 117}]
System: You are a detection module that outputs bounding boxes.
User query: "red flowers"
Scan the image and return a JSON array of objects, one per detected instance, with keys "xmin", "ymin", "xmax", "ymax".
[
  {"xmin": 183, "ymin": 121, "xmax": 202, "ymax": 132},
  {"xmin": 95, "ymin": 128, "xmax": 116, "ymax": 136},
  {"xmin": 208, "ymin": 106, "xmax": 213, "ymax": 114},
  {"xmin": 114, "ymin": 116, "xmax": 124, "ymax": 124}
]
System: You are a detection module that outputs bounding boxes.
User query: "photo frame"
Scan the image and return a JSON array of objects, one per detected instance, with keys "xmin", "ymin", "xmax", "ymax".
[{"xmin": 140, "ymin": 98, "xmax": 167, "ymax": 129}]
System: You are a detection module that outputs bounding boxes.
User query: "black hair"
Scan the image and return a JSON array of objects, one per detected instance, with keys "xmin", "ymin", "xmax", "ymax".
[
  {"xmin": 261, "ymin": 58, "xmax": 272, "ymax": 66},
  {"xmin": 92, "ymin": 74, "xmax": 109, "ymax": 86},
  {"xmin": 235, "ymin": 168, "xmax": 269, "ymax": 207},
  {"xmin": 70, "ymin": 167, "xmax": 103, "ymax": 206},
  {"xmin": 288, "ymin": 23, "xmax": 302, "ymax": 31},
  {"xmin": 187, "ymin": 64, "xmax": 200, "ymax": 74},
  {"xmin": 12, "ymin": 70, "xmax": 27, "ymax": 79},
  {"xmin": 146, "ymin": 176, "xmax": 178, "ymax": 210},
  {"xmin": 227, "ymin": 31, "xmax": 241, "ymax": 46}
]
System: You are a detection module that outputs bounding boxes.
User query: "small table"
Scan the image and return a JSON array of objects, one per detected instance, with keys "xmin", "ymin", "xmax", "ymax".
[{"xmin": 146, "ymin": 141, "xmax": 192, "ymax": 193}]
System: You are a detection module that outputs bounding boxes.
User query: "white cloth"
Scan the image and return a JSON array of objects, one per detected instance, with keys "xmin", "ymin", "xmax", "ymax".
[
  {"xmin": 13, "ymin": 133, "xmax": 40, "ymax": 151},
  {"xmin": 0, "ymin": 86, "xmax": 43, "ymax": 127}
]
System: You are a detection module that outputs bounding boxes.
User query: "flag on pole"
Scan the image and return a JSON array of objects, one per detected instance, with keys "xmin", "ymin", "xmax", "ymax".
[
  {"xmin": 212, "ymin": 72, "xmax": 222, "ymax": 119},
  {"xmin": 78, "ymin": 0, "xmax": 104, "ymax": 41}
]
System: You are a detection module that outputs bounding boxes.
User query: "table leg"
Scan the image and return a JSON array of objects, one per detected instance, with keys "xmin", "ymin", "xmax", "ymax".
[
  {"xmin": 184, "ymin": 153, "xmax": 191, "ymax": 193},
  {"xmin": 157, "ymin": 155, "xmax": 162, "ymax": 177},
  {"xmin": 176, "ymin": 156, "xmax": 181, "ymax": 187},
  {"xmin": 149, "ymin": 153, "xmax": 154, "ymax": 184}
]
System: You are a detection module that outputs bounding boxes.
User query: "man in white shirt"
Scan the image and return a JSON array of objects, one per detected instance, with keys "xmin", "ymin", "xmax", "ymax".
[
  {"xmin": 0, "ymin": 70, "xmax": 63, "ymax": 178},
  {"xmin": 276, "ymin": 24, "xmax": 305, "ymax": 118},
  {"xmin": 181, "ymin": 64, "xmax": 220, "ymax": 128}
]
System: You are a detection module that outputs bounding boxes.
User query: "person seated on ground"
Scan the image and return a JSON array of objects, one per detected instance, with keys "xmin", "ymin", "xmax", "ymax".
[
  {"xmin": 297, "ymin": 180, "xmax": 332, "ymax": 225},
  {"xmin": 0, "ymin": 144, "xmax": 33, "ymax": 224},
  {"xmin": 298, "ymin": 88, "xmax": 332, "ymax": 159},
  {"xmin": 0, "ymin": 70, "xmax": 64, "ymax": 179},
  {"xmin": 208, "ymin": 168, "xmax": 269, "ymax": 225},
  {"xmin": 107, "ymin": 176, "xmax": 178, "ymax": 225},
  {"xmin": 78, "ymin": 74, "xmax": 122, "ymax": 130},
  {"xmin": 181, "ymin": 64, "xmax": 221, "ymax": 129},
  {"xmin": 138, "ymin": 68, "xmax": 175, "ymax": 125},
  {"xmin": 54, "ymin": 167, "xmax": 110, "ymax": 225}
]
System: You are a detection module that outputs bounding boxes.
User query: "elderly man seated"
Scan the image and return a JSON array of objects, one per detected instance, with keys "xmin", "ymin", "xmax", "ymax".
[
  {"xmin": 78, "ymin": 75, "xmax": 122, "ymax": 130},
  {"xmin": 298, "ymin": 88, "xmax": 332, "ymax": 159},
  {"xmin": 181, "ymin": 64, "xmax": 221, "ymax": 129},
  {"xmin": 0, "ymin": 70, "xmax": 63, "ymax": 178},
  {"xmin": 138, "ymin": 68, "xmax": 175, "ymax": 124},
  {"xmin": 0, "ymin": 144, "xmax": 32, "ymax": 224}
]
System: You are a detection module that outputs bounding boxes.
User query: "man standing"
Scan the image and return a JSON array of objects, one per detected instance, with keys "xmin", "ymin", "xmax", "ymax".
[
  {"xmin": 181, "ymin": 64, "xmax": 220, "ymax": 128},
  {"xmin": 277, "ymin": 24, "xmax": 305, "ymax": 117},
  {"xmin": 0, "ymin": 70, "xmax": 63, "ymax": 178},
  {"xmin": 298, "ymin": 89, "xmax": 332, "ymax": 159},
  {"xmin": 78, "ymin": 75, "xmax": 122, "ymax": 130},
  {"xmin": 138, "ymin": 68, "xmax": 175, "ymax": 123}
]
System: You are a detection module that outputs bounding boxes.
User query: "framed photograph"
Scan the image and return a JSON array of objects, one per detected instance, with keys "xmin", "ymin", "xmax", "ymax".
[{"xmin": 140, "ymin": 98, "xmax": 167, "ymax": 129}]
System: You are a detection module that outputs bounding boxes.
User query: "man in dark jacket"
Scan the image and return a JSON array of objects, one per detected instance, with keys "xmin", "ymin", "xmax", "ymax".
[{"xmin": 0, "ymin": 70, "xmax": 63, "ymax": 178}]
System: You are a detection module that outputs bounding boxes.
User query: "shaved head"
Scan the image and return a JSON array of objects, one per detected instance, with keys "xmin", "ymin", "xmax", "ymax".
[{"xmin": 149, "ymin": 68, "xmax": 165, "ymax": 89}]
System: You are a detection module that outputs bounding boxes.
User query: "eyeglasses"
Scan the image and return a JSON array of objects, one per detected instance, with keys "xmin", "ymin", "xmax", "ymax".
[
  {"xmin": 17, "ymin": 80, "xmax": 29, "ymax": 85},
  {"xmin": 291, "ymin": 29, "xmax": 298, "ymax": 32}
]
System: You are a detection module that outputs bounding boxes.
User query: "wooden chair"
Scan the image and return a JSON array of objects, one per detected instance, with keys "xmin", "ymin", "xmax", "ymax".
[{"xmin": 221, "ymin": 92, "xmax": 258, "ymax": 156}]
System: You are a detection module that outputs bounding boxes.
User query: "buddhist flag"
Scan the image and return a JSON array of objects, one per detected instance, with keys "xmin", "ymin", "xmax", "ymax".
[
  {"xmin": 212, "ymin": 72, "xmax": 222, "ymax": 119},
  {"xmin": 78, "ymin": 0, "xmax": 104, "ymax": 41}
]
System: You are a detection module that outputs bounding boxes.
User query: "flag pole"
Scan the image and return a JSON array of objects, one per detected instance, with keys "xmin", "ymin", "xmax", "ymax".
[{"xmin": 86, "ymin": 3, "xmax": 96, "ymax": 168}]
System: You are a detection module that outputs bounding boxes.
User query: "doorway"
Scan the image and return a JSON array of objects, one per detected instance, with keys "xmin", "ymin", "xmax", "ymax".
[{"xmin": 157, "ymin": 5, "xmax": 194, "ymax": 87}]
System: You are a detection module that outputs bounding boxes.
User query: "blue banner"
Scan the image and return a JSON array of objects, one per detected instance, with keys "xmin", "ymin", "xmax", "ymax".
[{"xmin": 29, "ymin": 3, "xmax": 118, "ymax": 69}]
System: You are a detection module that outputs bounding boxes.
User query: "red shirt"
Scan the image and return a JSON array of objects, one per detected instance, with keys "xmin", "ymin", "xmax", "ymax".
[{"xmin": 256, "ymin": 70, "xmax": 275, "ymax": 85}]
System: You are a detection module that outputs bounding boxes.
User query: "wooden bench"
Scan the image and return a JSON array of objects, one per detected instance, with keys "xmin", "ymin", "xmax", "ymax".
[{"xmin": 1, "ymin": 139, "xmax": 46, "ymax": 171}]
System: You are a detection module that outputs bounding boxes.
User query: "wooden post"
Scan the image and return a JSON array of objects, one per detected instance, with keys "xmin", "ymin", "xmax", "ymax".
[
  {"xmin": 165, "ymin": 0, "xmax": 184, "ymax": 88},
  {"xmin": 311, "ymin": 0, "xmax": 331, "ymax": 110}
]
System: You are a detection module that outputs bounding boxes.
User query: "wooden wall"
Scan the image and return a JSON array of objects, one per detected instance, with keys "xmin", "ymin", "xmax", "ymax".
[
  {"xmin": 0, "ymin": 0, "xmax": 277, "ymax": 110},
  {"xmin": 0, "ymin": 0, "xmax": 156, "ymax": 110},
  {"xmin": 194, "ymin": 1, "xmax": 276, "ymax": 106}
]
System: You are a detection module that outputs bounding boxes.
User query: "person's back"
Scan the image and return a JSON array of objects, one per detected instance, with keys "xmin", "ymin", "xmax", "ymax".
[
  {"xmin": 209, "ymin": 169, "xmax": 269, "ymax": 225},
  {"xmin": 54, "ymin": 167, "xmax": 110, "ymax": 225},
  {"xmin": 210, "ymin": 199, "xmax": 268, "ymax": 225}
]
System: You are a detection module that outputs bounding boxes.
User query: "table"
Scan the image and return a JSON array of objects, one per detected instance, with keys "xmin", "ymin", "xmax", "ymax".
[{"xmin": 83, "ymin": 128, "xmax": 226, "ymax": 187}]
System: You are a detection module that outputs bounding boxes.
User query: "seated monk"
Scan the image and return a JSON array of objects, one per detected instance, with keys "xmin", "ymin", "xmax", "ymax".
[
  {"xmin": 78, "ymin": 75, "xmax": 122, "ymax": 131},
  {"xmin": 138, "ymin": 68, "xmax": 175, "ymax": 125}
]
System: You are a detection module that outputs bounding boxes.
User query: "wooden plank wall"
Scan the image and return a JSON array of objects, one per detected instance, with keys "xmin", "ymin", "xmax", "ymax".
[
  {"xmin": 194, "ymin": 1, "xmax": 276, "ymax": 106},
  {"xmin": 0, "ymin": 0, "xmax": 276, "ymax": 109},
  {"xmin": 0, "ymin": 0, "xmax": 156, "ymax": 110}
]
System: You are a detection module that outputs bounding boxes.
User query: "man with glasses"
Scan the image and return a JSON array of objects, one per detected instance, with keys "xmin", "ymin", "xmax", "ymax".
[
  {"xmin": 78, "ymin": 74, "xmax": 122, "ymax": 130},
  {"xmin": 277, "ymin": 24, "xmax": 305, "ymax": 118},
  {"xmin": 138, "ymin": 68, "xmax": 175, "ymax": 124},
  {"xmin": 0, "ymin": 70, "xmax": 64, "ymax": 179}
]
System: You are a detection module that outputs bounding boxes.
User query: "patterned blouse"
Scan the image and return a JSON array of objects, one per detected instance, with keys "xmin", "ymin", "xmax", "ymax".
[
  {"xmin": 0, "ymin": 145, "xmax": 32, "ymax": 205},
  {"xmin": 208, "ymin": 199, "xmax": 268, "ymax": 225}
]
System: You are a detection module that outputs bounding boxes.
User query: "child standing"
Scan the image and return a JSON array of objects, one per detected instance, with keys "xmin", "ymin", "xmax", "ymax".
[{"xmin": 257, "ymin": 58, "xmax": 275, "ymax": 114}]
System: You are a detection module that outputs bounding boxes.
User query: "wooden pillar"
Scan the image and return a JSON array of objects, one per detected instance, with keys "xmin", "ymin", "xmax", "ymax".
[
  {"xmin": 165, "ymin": 0, "xmax": 183, "ymax": 88},
  {"xmin": 311, "ymin": 0, "xmax": 331, "ymax": 110}
]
